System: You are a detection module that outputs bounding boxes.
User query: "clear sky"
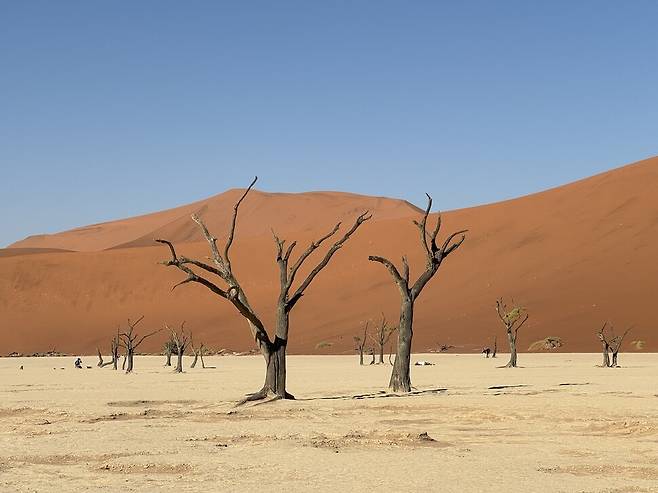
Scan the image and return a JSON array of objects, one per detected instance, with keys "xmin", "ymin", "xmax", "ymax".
[{"xmin": 1, "ymin": 1, "xmax": 657, "ymax": 247}]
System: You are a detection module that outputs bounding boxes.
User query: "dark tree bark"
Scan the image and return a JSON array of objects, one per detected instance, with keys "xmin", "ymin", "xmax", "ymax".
[
  {"xmin": 369, "ymin": 194, "xmax": 466, "ymax": 392},
  {"xmin": 118, "ymin": 316, "xmax": 161, "ymax": 374},
  {"xmin": 492, "ymin": 335, "xmax": 497, "ymax": 358},
  {"xmin": 354, "ymin": 322, "xmax": 369, "ymax": 366},
  {"xmin": 495, "ymin": 299, "xmax": 528, "ymax": 368},
  {"xmin": 97, "ymin": 348, "xmax": 104, "ymax": 367},
  {"xmin": 157, "ymin": 177, "xmax": 370, "ymax": 402}
]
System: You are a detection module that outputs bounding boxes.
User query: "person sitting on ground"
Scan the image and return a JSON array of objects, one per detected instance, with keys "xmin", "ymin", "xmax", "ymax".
[{"xmin": 74, "ymin": 357, "xmax": 82, "ymax": 369}]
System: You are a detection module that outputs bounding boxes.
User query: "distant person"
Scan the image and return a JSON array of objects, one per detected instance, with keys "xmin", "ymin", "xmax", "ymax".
[
  {"xmin": 482, "ymin": 347, "xmax": 491, "ymax": 358},
  {"xmin": 74, "ymin": 357, "xmax": 82, "ymax": 369}
]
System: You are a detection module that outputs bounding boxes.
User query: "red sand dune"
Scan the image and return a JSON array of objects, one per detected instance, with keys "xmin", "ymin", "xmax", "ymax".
[{"xmin": 2, "ymin": 157, "xmax": 657, "ymax": 355}]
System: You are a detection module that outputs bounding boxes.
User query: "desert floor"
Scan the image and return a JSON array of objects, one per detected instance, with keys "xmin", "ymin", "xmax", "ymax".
[{"xmin": 1, "ymin": 353, "xmax": 657, "ymax": 492}]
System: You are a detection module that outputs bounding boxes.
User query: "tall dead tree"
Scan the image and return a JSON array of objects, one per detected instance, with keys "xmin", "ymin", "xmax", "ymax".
[
  {"xmin": 495, "ymin": 298, "xmax": 528, "ymax": 368},
  {"xmin": 354, "ymin": 322, "xmax": 369, "ymax": 366},
  {"xmin": 369, "ymin": 195, "xmax": 466, "ymax": 392},
  {"xmin": 370, "ymin": 314, "xmax": 396, "ymax": 364},
  {"xmin": 168, "ymin": 322, "xmax": 190, "ymax": 373},
  {"xmin": 597, "ymin": 322, "xmax": 612, "ymax": 367},
  {"xmin": 157, "ymin": 177, "xmax": 370, "ymax": 402},
  {"xmin": 118, "ymin": 316, "xmax": 161, "ymax": 373}
]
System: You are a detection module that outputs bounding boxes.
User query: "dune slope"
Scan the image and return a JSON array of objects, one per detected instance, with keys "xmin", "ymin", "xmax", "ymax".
[{"xmin": 1, "ymin": 157, "xmax": 657, "ymax": 355}]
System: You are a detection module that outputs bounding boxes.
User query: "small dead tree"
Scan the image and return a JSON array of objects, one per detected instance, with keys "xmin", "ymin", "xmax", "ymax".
[
  {"xmin": 118, "ymin": 316, "xmax": 161, "ymax": 373},
  {"xmin": 354, "ymin": 322, "xmax": 369, "ymax": 366},
  {"xmin": 190, "ymin": 336, "xmax": 206, "ymax": 369},
  {"xmin": 163, "ymin": 337, "xmax": 176, "ymax": 367},
  {"xmin": 110, "ymin": 329, "xmax": 120, "ymax": 370},
  {"xmin": 98, "ymin": 329, "xmax": 121, "ymax": 368},
  {"xmin": 495, "ymin": 298, "xmax": 528, "ymax": 368},
  {"xmin": 370, "ymin": 314, "xmax": 396, "ymax": 364},
  {"xmin": 157, "ymin": 177, "xmax": 370, "ymax": 401},
  {"xmin": 369, "ymin": 194, "xmax": 466, "ymax": 391},
  {"xmin": 168, "ymin": 322, "xmax": 190, "ymax": 373},
  {"xmin": 609, "ymin": 326, "xmax": 631, "ymax": 367},
  {"xmin": 597, "ymin": 322, "xmax": 612, "ymax": 367}
]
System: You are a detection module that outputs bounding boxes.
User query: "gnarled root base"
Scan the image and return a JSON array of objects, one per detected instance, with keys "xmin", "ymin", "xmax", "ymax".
[{"xmin": 236, "ymin": 387, "xmax": 295, "ymax": 406}]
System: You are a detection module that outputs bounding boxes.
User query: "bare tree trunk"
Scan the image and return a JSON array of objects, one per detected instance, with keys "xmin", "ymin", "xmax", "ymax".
[
  {"xmin": 370, "ymin": 348, "xmax": 375, "ymax": 365},
  {"xmin": 601, "ymin": 343, "xmax": 610, "ymax": 367},
  {"xmin": 121, "ymin": 355, "xmax": 127, "ymax": 370},
  {"xmin": 200, "ymin": 350, "xmax": 206, "ymax": 368},
  {"xmin": 359, "ymin": 349, "xmax": 364, "ymax": 366},
  {"xmin": 125, "ymin": 351, "xmax": 134, "ymax": 373},
  {"xmin": 389, "ymin": 299, "xmax": 413, "ymax": 392},
  {"xmin": 190, "ymin": 351, "xmax": 199, "ymax": 368},
  {"xmin": 492, "ymin": 335, "xmax": 497, "ymax": 358},
  {"xmin": 611, "ymin": 351, "xmax": 618, "ymax": 367},
  {"xmin": 259, "ymin": 337, "xmax": 289, "ymax": 398},
  {"xmin": 174, "ymin": 350, "xmax": 183, "ymax": 373},
  {"xmin": 165, "ymin": 350, "xmax": 172, "ymax": 366},
  {"xmin": 378, "ymin": 345, "xmax": 384, "ymax": 364},
  {"xmin": 505, "ymin": 330, "xmax": 517, "ymax": 368},
  {"xmin": 97, "ymin": 348, "xmax": 104, "ymax": 367}
]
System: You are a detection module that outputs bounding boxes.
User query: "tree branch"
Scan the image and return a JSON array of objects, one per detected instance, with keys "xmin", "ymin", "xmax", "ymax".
[
  {"xmin": 224, "ymin": 176, "xmax": 258, "ymax": 271},
  {"xmin": 287, "ymin": 211, "xmax": 372, "ymax": 309}
]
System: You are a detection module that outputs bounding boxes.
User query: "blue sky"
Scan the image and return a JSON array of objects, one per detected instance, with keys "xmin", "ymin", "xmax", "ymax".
[{"xmin": 1, "ymin": 1, "xmax": 657, "ymax": 247}]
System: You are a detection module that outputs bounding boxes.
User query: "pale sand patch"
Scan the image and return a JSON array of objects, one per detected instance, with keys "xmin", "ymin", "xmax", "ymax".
[{"xmin": 1, "ymin": 353, "xmax": 657, "ymax": 492}]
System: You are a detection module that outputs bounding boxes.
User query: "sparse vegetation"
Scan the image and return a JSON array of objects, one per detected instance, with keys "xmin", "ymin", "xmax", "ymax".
[{"xmin": 528, "ymin": 337, "xmax": 563, "ymax": 351}]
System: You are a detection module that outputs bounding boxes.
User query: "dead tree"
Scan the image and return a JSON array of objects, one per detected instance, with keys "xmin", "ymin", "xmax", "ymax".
[
  {"xmin": 597, "ymin": 322, "xmax": 612, "ymax": 367},
  {"xmin": 190, "ymin": 336, "xmax": 206, "ymax": 369},
  {"xmin": 369, "ymin": 314, "xmax": 396, "ymax": 364},
  {"xmin": 369, "ymin": 347, "xmax": 376, "ymax": 365},
  {"xmin": 163, "ymin": 337, "xmax": 176, "ymax": 367},
  {"xmin": 368, "ymin": 194, "xmax": 466, "ymax": 392},
  {"xmin": 96, "ymin": 347, "xmax": 114, "ymax": 368},
  {"xmin": 97, "ymin": 329, "xmax": 121, "ymax": 368},
  {"xmin": 168, "ymin": 322, "xmax": 190, "ymax": 373},
  {"xmin": 354, "ymin": 322, "xmax": 369, "ymax": 366},
  {"xmin": 495, "ymin": 298, "xmax": 528, "ymax": 368},
  {"xmin": 118, "ymin": 316, "xmax": 161, "ymax": 373},
  {"xmin": 157, "ymin": 177, "xmax": 370, "ymax": 402},
  {"xmin": 110, "ymin": 329, "xmax": 120, "ymax": 370},
  {"xmin": 492, "ymin": 335, "xmax": 497, "ymax": 358},
  {"xmin": 610, "ymin": 326, "xmax": 631, "ymax": 367}
]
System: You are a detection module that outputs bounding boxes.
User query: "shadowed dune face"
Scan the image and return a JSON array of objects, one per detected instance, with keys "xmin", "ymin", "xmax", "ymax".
[{"xmin": 2, "ymin": 157, "xmax": 658, "ymax": 355}]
